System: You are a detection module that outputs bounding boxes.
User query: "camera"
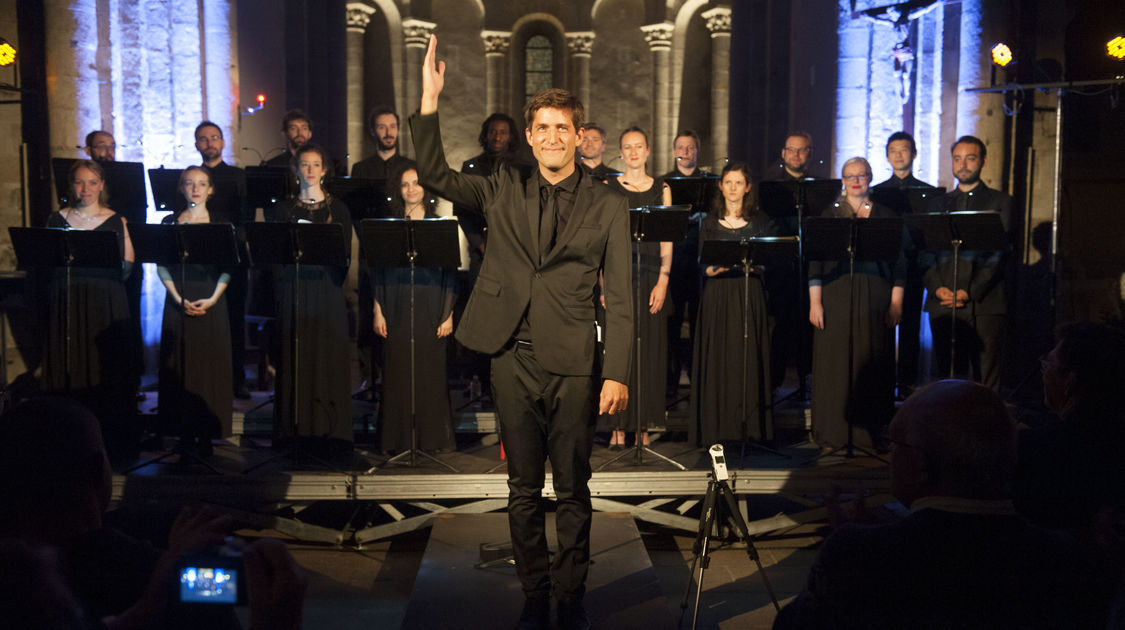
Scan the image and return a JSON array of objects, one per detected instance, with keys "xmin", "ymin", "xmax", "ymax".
[
  {"xmin": 176, "ymin": 554, "xmax": 246, "ymax": 605},
  {"xmin": 709, "ymin": 444, "xmax": 729, "ymax": 481}
]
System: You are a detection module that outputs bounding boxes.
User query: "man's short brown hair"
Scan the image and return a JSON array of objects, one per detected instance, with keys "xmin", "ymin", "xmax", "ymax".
[{"xmin": 523, "ymin": 88, "xmax": 584, "ymax": 131}]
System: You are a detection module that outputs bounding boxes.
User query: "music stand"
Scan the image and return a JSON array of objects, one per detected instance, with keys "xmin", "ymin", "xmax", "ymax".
[
  {"xmin": 241, "ymin": 222, "xmax": 350, "ymax": 473},
  {"xmin": 126, "ymin": 223, "xmax": 240, "ymax": 473},
  {"xmin": 244, "ymin": 166, "xmax": 291, "ymax": 215},
  {"xmin": 907, "ymin": 210, "xmax": 1007, "ymax": 378},
  {"xmin": 870, "ymin": 185, "xmax": 946, "ymax": 217},
  {"xmin": 698, "ymin": 236, "xmax": 798, "ymax": 465},
  {"xmin": 802, "ymin": 216, "xmax": 903, "ymax": 463},
  {"xmin": 326, "ymin": 177, "xmax": 392, "ymax": 223},
  {"xmin": 9, "ymin": 227, "xmax": 121, "ymax": 390},
  {"xmin": 361, "ymin": 218, "xmax": 461, "ymax": 472},
  {"xmin": 598, "ymin": 205, "xmax": 691, "ymax": 472},
  {"xmin": 663, "ymin": 175, "xmax": 719, "ymax": 213},
  {"xmin": 51, "ymin": 158, "xmax": 149, "ymax": 225},
  {"xmin": 147, "ymin": 168, "xmax": 184, "ymax": 213}
]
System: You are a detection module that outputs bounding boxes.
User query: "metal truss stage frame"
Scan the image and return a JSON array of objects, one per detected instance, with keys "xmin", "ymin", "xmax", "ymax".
[{"xmin": 110, "ymin": 465, "xmax": 890, "ymax": 547}]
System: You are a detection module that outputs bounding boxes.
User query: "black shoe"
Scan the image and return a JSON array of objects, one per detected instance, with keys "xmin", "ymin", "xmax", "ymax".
[
  {"xmin": 234, "ymin": 385, "xmax": 252, "ymax": 400},
  {"xmin": 556, "ymin": 600, "xmax": 591, "ymax": 630},
  {"xmin": 514, "ymin": 595, "xmax": 550, "ymax": 630}
]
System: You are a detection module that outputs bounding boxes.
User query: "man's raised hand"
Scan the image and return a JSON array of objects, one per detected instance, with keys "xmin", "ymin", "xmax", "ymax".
[{"xmin": 420, "ymin": 34, "xmax": 445, "ymax": 114}]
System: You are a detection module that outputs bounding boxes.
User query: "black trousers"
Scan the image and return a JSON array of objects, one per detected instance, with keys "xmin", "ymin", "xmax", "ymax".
[
  {"xmin": 226, "ymin": 267, "xmax": 248, "ymax": 388},
  {"xmin": 492, "ymin": 341, "xmax": 597, "ymax": 602},
  {"xmin": 929, "ymin": 312, "xmax": 1005, "ymax": 390}
]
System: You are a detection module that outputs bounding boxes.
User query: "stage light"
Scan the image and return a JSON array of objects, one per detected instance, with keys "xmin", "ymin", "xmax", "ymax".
[
  {"xmin": 1108, "ymin": 36, "xmax": 1125, "ymax": 61},
  {"xmin": 257, "ymin": 93, "xmax": 266, "ymax": 105},
  {"xmin": 0, "ymin": 38, "xmax": 16, "ymax": 67},
  {"xmin": 991, "ymin": 43, "xmax": 1013, "ymax": 67}
]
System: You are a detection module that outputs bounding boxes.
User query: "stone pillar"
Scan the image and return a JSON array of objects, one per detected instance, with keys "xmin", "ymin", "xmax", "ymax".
[
  {"xmin": 642, "ymin": 23, "xmax": 675, "ymax": 174},
  {"xmin": 565, "ymin": 32, "xmax": 595, "ymax": 114},
  {"xmin": 481, "ymin": 31, "xmax": 511, "ymax": 116},
  {"xmin": 702, "ymin": 8, "xmax": 731, "ymax": 170},
  {"xmin": 346, "ymin": 3, "xmax": 376, "ymax": 171},
  {"xmin": 954, "ymin": 0, "xmax": 1008, "ymax": 190},
  {"xmin": 403, "ymin": 19, "xmax": 437, "ymax": 116}
]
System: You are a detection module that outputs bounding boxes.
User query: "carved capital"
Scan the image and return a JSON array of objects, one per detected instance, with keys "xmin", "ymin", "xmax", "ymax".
[
  {"xmin": 346, "ymin": 3, "xmax": 376, "ymax": 32},
  {"xmin": 480, "ymin": 30, "xmax": 512, "ymax": 55},
  {"xmin": 403, "ymin": 18, "xmax": 438, "ymax": 47},
  {"xmin": 702, "ymin": 7, "xmax": 732, "ymax": 35},
  {"xmin": 640, "ymin": 23, "xmax": 674, "ymax": 49},
  {"xmin": 565, "ymin": 31, "xmax": 595, "ymax": 56}
]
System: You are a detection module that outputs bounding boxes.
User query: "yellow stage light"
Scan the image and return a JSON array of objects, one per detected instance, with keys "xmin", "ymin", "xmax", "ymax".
[
  {"xmin": 0, "ymin": 39, "xmax": 16, "ymax": 67},
  {"xmin": 991, "ymin": 43, "xmax": 1013, "ymax": 67},
  {"xmin": 1108, "ymin": 36, "xmax": 1125, "ymax": 61}
]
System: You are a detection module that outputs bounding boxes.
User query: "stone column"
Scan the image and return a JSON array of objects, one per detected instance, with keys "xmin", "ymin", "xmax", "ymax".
[
  {"xmin": 346, "ymin": 3, "xmax": 376, "ymax": 171},
  {"xmin": 702, "ymin": 7, "xmax": 731, "ymax": 170},
  {"xmin": 481, "ymin": 31, "xmax": 511, "ymax": 116},
  {"xmin": 403, "ymin": 19, "xmax": 437, "ymax": 116},
  {"xmin": 641, "ymin": 23, "xmax": 675, "ymax": 174},
  {"xmin": 565, "ymin": 32, "xmax": 595, "ymax": 114},
  {"xmin": 956, "ymin": 0, "xmax": 1007, "ymax": 189}
]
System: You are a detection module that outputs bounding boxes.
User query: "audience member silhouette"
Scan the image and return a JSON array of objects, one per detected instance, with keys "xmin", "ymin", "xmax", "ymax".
[
  {"xmin": 0, "ymin": 397, "xmax": 307, "ymax": 630},
  {"xmin": 774, "ymin": 380, "xmax": 1108, "ymax": 629}
]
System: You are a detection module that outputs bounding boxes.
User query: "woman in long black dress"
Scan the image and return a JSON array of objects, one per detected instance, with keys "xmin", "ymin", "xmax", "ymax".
[
  {"xmin": 271, "ymin": 144, "xmax": 353, "ymax": 444},
  {"xmin": 44, "ymin": 159, "xmax": 137, "ymax": 459},
  {"xmin": 690, "ymin": 162, "xmax": 774, "ymax": 447},
  {"xmin": 373, "ymin": 163, "xmax": 457, "ymax": 454},
  {"xmin": 600, "ymin": 127, "xmax": 672, "ymax": 449},
  {"xmin": 156, "ymin": 165, "xmax": 233, "ymax": 456},
  {"xmin": 808, "ymin": 157, "xmax": 905, "ymax": 449}
]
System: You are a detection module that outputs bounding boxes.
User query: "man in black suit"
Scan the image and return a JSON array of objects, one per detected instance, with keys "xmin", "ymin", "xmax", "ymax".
[
  {"xmin": 412, "ymin": 36, "xmax": 631, "ymax": 630},
  {"xmin": 872, "ymin": 131, "xmax": 932, "ymax": 393},
  {"xmin": 774, "ymin": 380, "xmax": 1108, "ymax": 629},
  {"xmin": 924, "ymin": 135, "xmax": 1011, "ymax": 390},
  {"xmin": 195, "ymin": 120, "xmax": 251, "ymax": 399},
  {"xmin": 576, "ymin": 122, "xmax": 620, "ymax": 182},
  {"xmin": 350, "ymin": 105, "xmax": 410, "ymax": 181}
]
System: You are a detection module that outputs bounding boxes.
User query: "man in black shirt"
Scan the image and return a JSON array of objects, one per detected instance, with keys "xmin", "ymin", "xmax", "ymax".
[
  {"xmin": 924, "ymin": 135, "xmax": 1011, "ymax": 390},
  {"xmin": 350, "ymin": 107, "xmax": 410, "ymax": 393},
  {"xmin": 660, "ymin": 129, "xmax": 701, "ymax": 179},
  {"xmin": 264, "ymin": 109, "xmax": 312, "ymax": 169},
  {"xmin": 350, "ymin": 106, "xmax": 411, "ymax": 181},
  {"xmin": 414, "ymin": 36, "xmax": 631, "ymax": 630},
  {"xmin": 195, "ymin": 121, "xmax": 251, "ymax": 399},
  {"xmin": 762, "ymin": 131, "xmax": 818, "ymax": 395},
  {"xmin": 576, "ymin": 122, "xmax": 620, "ymax": 181},
  {"xmin": 872, "ymin": 131, "xmax": 932, "ymax": 392}
]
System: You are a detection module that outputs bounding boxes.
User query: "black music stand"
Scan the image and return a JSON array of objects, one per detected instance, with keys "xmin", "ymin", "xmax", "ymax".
[
  {"xmin": 698, "ymin": 236, "xmax": 798, "ymax": 465},
  {"xmin": 245, "ymin": 166, "xmax": 291, "ymax": 216},
  {"xmin": 598, "ymin": 205, "xmax": 691, "ymax": 471},
  {"xmin": 870, "ymin": 185, "xmax": 946, "ymax": 217},
  {"xmin": 907, "ymin": 210, "xmax": 1007, "ymax": 378},
  {"xmin": 126, "ymin": 223, "xmax": 241, "ymax": 473},
  {"xmin": 241, "ymin": 222, "xmax": 350, "ymax": 473},
  {"xmin": 802, "ymin": 216, "xmax": 903, "ymax": 463},
  {"xmin": 664, "ymin": 175, "xmax": 719, "ymax": 214},
  {"xmin": 51, "ymin": 158, "xmax": 148, "ymax": 225},
  {"xmin": 9, "ymin": 227, "xmax": 121, "ymax": 390},
  {"xmin": 147, "ymin": 167, "xmax": 184, "ymax": 213},
  {"xmin": 326, "ymin": 177, "xmax": 392, "ymax": 223},
  {"xmin": 361, "ymin": 218, "xmax": 461, "ymax": 472}
]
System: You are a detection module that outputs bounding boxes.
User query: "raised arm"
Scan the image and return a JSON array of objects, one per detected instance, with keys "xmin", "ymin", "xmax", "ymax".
[{"xmin": 420, "ymin": 35, "xmax": 445, "ymax": 115}]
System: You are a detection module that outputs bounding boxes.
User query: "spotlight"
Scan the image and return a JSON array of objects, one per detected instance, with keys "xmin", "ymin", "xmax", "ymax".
[
  {"xmin": 242, "ymin": 93, "xmax": 266, "ymax": 116},
  {"xmin": 0, "ymin": 38, "xmax": 16, "ymax": 67},
  {"xmin": 1108, "ymin": 36, "xmax": 1125, "ymax": 61},
  {"xmin": 991, "ymin": 43, "xmax": 1013, "ymax": 67},
  {"xmin": 257, "ymin": 93, "xmax": 266, "ymax": 105}
]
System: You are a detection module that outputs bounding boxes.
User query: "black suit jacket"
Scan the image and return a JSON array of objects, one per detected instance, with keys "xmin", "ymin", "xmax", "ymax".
[
  {"xmin": 411, "ymin": 112, "xmax": 633, "ymax": 382},
  {"xmin": 922, "ymin": 183, "xmax": 1012, "ymax": 315}
]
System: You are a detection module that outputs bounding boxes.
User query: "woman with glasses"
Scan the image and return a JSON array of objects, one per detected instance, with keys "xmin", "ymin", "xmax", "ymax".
[{"xmin": 808, "ymin": 157, "xmax": 906, "ymax": 451}]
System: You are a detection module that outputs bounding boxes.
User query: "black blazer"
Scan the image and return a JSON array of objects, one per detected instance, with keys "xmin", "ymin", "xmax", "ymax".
[
  {"xmin": 410, "ymin": 112, "xmax": 633, "ymax": 383},
  {"xmin": 922, "ymin": 183, "xmax": 1012, "ymax": 316}
]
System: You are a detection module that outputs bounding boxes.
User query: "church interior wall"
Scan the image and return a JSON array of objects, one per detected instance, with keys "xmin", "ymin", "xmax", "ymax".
[
  {"xmin": 587, "ymin": 0, "xmax": 652, "ymax": 162},
  {"xmin": 426, "ymin": 0, "xmax": 487, "ymax": 169},
  {"xmin": 0, "ymin": 0, "xmax": 22, "ymax": 270},
  {"xmin": 674, "ymin": 8, "xmax": 714, "ymax": 170}
]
